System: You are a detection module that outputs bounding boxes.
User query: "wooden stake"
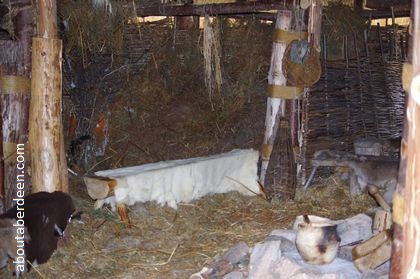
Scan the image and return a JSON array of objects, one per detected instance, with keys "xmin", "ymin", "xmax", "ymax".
[
  {"xmin": 391, "ymin": 1, "xmax": 420, "ymax": 278},
  {"xmin": 259, "ymin": 10, "xmax": 292, "ymax": 184},
  {"xmin": 29, "ymin": 37, "xmax": 63, "ymax": 193},
  {"xmin": 0, "ymin": 115, "xmax": 3, "ymax": 212},
  {"xmin": 29, "ymin": 0, "xmax": 68, "ymax": 193},
  {"xmin": 400, "ymin": 0, "xmax": 420, "ymax": 275},
  {"xmin": 0, "ymin": 1, "xmax": 33, "ymax": 211}
]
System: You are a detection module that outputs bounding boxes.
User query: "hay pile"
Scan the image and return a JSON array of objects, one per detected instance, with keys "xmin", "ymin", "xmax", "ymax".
[
  {"xmin": 85, "ymin": 17, "xmax": 272, "ymax": 171},
  {"xmin": 0, "ymin": 175, "xmax": 376, "ymax": 278}
]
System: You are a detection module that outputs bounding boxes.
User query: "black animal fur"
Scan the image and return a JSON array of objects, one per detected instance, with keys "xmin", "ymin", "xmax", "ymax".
[{"xmin": 0, "ymin": 191, "xmax": 75, "ymax": 270}]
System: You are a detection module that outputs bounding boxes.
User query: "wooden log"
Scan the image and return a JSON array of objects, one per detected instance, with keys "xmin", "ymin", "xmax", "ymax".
[
  {"xmin": 29, "ymin": 37, "xmax": 63, "ymax": 193},
  {"xmin": 84, "ymin": 175, "xmax": 117, "ymax": 200},
  {"xmin": 0, "ymin": 1, "xmax": 32, "ymax": 212},
  {"xmin": 136, "ymin": 1, "xmax": 295, "ymax": 17},
  {"xmin": 0, "ymin": 75, "xmax": 31, "ymax": 210},
  {"xmin": 29, "ymin": 0, "xmax": 68, "ymax": 193},
  {"xmin": 373, "ymin": 209, "xmax": 392, "ymax": 234},
  {"xmin": 38, "ymin": 0, "xmax": 58, "ymax": 39},
  {"xmin": 391, "ymin": 2, "xmax": 419, "ymax": 278},
  {"xmin": 258, "ymin": 10, "xmax": 292, "ymax": 184},
  {"xmin": 0, "ymin": 113, "xmax": 3, "ymax": 213},
  {"xmin": 353, "ymin": 230, "xmax": 393, "ymax": 273},
  {"xmin": 15, "ymin": 6, "xmax": 33, "ymax": 76},
  {"xmin": 84, "ymin": 175, "xmax": 130, "ymax": 227},
  {"xmin": 400, "ymin": 0, "xmax": 420, "ymax": 275}
]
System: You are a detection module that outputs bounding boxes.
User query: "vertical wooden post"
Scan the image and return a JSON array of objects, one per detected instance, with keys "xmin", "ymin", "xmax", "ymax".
[
  {"xmin": 259, "ymin": 10, "xmax": 293, "ymax": 183},
  {"xmin": 0, "ymin": 76, "xmax": 31, "ymax": 210},
  {"xmin": 38, "ymin": 0, "xmax": 58, "ymax": 38},
  {"xmin": 391, "ymin": 1, "xmax": 420, "ymax": 277},
  {"xmin": 29, "ymin": 0, "xmax": 68, "ymax": 193},
  {"xmin": 0, "ymin": 0, "xmax": 33, "ymax": 211},
  {"xmin": 0, "ymin": 116, "xmax": 3, "ymax": 212},
  {"xmin": 15, "ymin": 7, "xmax": 33, "ymax": 77},
  {"xmin": 401, "ymin": 0, "xmax": 420, "ymax": 276}
]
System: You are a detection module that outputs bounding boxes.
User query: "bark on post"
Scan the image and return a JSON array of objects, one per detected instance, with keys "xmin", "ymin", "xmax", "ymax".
[
  {"xmin": 400, "ymin": 0, "xmax": 420, "ymax": 276},
  {"xmin": 0, "ymin": 0, "xmax": 33, "ymax": 212},
  {"xmin": 0, "ymin": 76, "xmax": 31, "ymax": 210},
  {"xmin": 259, "ymin": 10, "xmax": 304, "ymax": 185},
  {"xmin": 0, "ymin": 116, "xmax": 3, "ymax": 212},
  {"xmin": 29, "ymin": 0, "xmax": 68, "ymax": 193},
  {"xmin": 391, "ymin": 1, "xmax": 419, "ymax": 277},
  {"xmin": 15, "ymin": 6, "xmax": 33, "ymax": 76}
]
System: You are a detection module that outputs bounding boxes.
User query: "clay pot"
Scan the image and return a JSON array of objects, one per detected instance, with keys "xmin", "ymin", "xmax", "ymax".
[{"xmin": 296, "ymin": 215, "xmax": 341, "ymax": 265}]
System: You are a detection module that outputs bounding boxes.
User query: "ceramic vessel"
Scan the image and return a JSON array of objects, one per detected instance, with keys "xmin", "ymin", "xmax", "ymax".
[{"xmin": 295, "ymin": 215, "xmax": 341, "ymax": 265}]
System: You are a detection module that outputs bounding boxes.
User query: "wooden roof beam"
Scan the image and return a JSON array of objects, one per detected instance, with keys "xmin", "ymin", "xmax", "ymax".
[
  {"xmin": 360, "ymin": 9, "xmax": 411, "ymax": 19},
  {"xmin": 136, "ymin": 0, "xmax": 295, "ymax": 17},
  {"xmin": 365, "ymin": 0, "xmax": 410, "ymax": 10}
]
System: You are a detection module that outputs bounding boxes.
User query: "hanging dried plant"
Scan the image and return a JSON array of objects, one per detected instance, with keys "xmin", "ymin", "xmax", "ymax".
[{"xmin": 203, "ymin": 15, "xmax": 223, "ymax": 109}]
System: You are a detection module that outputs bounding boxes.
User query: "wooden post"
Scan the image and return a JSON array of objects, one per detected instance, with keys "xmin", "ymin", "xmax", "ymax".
[
  {"xmin": 400, "ymin": 0, "xmax": 420, "ymax": 276},
  {"xmin": 0, "ymin": 0, "xmax": 33, "ymax": 211},
  {"xmin": 0, "ymin": 76, "xmax": 31, "ymax": 210},
  {"xmin": 391, "ymin": 1, "xmax": 420, "ymax": 277},
  {"xmin": 0, "ymin": 115, "xmax": 3, "ymax": 212},
  {"xmin": 259, "ymin": 10, "xmax": 292, "ymax": 184},
  {"xmin": 15, "ymin": 6, "xmax": 33, "ymax": 77},
  {"xmin": 29, "ymin": 0, "xmax": 68, "ymax": 193},
  {"xmin": 259, "ymin": 8, "xmax": 308, "ymax": 185}
]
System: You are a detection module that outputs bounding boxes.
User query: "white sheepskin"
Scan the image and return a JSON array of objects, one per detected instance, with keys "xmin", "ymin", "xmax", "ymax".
[{"xmin": 95, "ymin": 149, "xmax": 260, "ymax": 209}]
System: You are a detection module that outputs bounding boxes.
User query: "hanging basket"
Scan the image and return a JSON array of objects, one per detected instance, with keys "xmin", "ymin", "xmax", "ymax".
[{"xmin": 282, "ymin": 39, "xmax": 321, "ymax": 87}]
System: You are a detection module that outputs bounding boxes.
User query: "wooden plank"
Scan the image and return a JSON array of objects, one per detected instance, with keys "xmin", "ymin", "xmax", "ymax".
[{"xmin": 136, "ymin": 1, "xmax": 295, "ymax": 17}]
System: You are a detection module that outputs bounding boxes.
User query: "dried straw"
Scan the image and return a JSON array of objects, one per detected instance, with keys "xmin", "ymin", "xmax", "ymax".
[
  {"xmin": 203, "ymin": 15, "xmax": 223, "ymax": 109},
  {"xmin": 0, "ymin": 176, "xmax": 376, "ymax": 278}
]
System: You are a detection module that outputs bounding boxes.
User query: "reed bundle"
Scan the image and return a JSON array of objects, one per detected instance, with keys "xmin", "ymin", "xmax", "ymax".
[{"xmin": 203, "ymin": 15, "xmax": 223, "ymax": 109}]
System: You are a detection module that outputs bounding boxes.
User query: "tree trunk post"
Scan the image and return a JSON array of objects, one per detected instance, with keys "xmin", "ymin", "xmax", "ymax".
[
  {"xmin": 400, "ymin": 0, "xmax": 420, "ymax": 276},
  {"xmin": 391, "ymin": 0, "xmax": 420, "ymax": 277},
  {"xmin": 0, "ymin": 0, "xmax": 33, "ymax": 212},
  {"xmin": 29, "ymin": 0, "xmax": 68, "ymax": 193},
  {"xmin": 259, "ymin": 9, "xmax": 306, "ymax": 184}
]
